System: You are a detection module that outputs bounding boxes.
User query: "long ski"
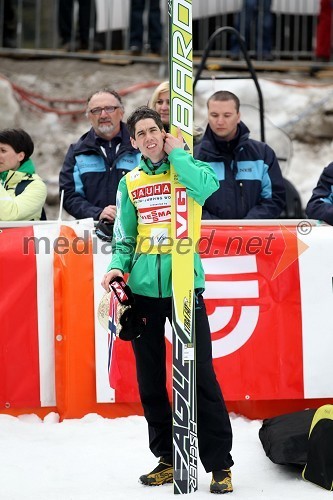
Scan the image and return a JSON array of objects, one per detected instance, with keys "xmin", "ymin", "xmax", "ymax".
[{"xmin": 169, "ymin": 0, "xmax": 198, "ymax": 494}]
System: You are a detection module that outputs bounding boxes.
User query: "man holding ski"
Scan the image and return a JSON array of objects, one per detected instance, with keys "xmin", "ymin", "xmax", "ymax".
[{"xmin": 102, "ymin": 105, "xmax": 234, "ymax": 494}]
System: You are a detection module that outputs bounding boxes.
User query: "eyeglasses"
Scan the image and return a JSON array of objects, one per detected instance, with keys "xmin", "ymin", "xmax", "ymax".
[{"xmin": 89, "ymin": 106, "xmax": 120, "ymax": 115}]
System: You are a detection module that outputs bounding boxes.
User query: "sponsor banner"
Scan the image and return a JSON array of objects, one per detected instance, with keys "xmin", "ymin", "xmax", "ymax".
[{"xmin": 95, "ymin": 225, "xmax": 308, "ymax": 403}]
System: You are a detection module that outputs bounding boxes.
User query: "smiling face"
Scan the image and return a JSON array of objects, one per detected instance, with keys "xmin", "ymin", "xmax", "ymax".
[
  {"xmin": 87, "ymin": 92, "xmax": 124, "ymax": 140},
  {"xmin": 207, "ymin": 99, "xmax": 240, "ymax": 141},
  {"xmin": 131, "ymin": 118, "xmax": 166, "ymax": 163},
  {"xmin": 0, "ymin": 143, "xmax": 24, "ymax": 172}
]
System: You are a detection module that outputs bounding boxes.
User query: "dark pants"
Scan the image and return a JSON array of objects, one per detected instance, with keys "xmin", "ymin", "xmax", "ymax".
[
  {"xmin": 58, "ymin": 0, "xmax": 94, "ymax": 45},
  {"xmin": 129, "ymin": 0, "xmax": 162, "ymax": 53},
  {"xmin": 2, "ymin": 0, "xmax": 17, "ymax": 46},
  {"xmin": 231, "ymin": 0, "xmax": 273, "ymax": 57},
  {"xmin": 131, "ymin": 293, "xmax": 233, "ymax": 473}
]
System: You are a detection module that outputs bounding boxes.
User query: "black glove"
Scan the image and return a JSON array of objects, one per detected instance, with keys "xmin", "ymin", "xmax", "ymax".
[
  {"xmin": 95, "ymin": 219, "xmax": 114, "ymax": 242},
  {"xmin": 109, "ymin": 276, "xmax": 146, "ymax": 341}
]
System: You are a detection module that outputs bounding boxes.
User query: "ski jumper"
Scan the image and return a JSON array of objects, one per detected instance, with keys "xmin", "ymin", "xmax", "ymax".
[{"xmin": 109, "ymin": 148, "xmax": 234, "ymax": 472}]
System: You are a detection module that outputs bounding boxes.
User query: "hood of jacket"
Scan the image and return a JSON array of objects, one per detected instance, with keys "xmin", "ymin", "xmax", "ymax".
[
  {"xmin": 195, "ymin": 121, "xmax": 250, "ymax": 162},
  {"xmin": 0, "ymin": 158, "xmax": 36, "ymax": 185}
]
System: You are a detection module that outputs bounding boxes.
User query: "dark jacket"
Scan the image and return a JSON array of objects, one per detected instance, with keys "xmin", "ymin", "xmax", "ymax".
[
  {"xmin": 306, "ymin": 163, "xmax": 333, "ymax": 225},
  {"xmin": 59, "ymin": 123, "xmax": 140, "ymax": 220},
  {"xmin": 194, "ymin": 122, "xmax": 285, "ymax": 219}
]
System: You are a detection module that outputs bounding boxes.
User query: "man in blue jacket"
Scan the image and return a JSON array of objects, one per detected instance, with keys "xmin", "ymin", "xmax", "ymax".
[
  {"xmin": 306, "ymin": 163, "xmax": 333, "ymax": 225},
  {"xmin": 59, "ymin": 88, "xmax": 140, "ymax": 221},
  {"xmin": 194, "ymin": 90, "xmax": 285, "ymax": 220}
]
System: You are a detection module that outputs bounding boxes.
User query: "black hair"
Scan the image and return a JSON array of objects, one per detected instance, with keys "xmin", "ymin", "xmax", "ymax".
[
  {"xmin": 207, "ymin": 90, "xmax": 240, "ymax": 113},
  {"xmin": 126, "ymin": 106, "xmax": 164, "ymax": 138},
  {"xmin": 0, "ymin": 128, "xmax": 34, "ymax": 164}
]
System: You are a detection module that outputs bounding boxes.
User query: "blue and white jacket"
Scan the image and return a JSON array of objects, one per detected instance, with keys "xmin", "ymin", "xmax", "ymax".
[
  {"xmin": 194, "ymin": 122, "xmax": 285, "ymax": 219},
  {"xmin": 306, "ymin": 163, "xmax": 333, "ymax": 225},
  {"xmin": 59, "ymin": 123, "xmax": 140, "ymax": 220}
]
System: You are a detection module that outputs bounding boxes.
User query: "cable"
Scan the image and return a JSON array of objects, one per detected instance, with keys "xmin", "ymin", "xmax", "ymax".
[{"xmin": 0, "ymin": 74, "xmax": 161, "ymax": 116}]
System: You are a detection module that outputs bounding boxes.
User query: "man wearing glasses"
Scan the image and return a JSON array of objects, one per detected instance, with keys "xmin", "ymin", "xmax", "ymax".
[{"xmin": 59, "ymin": 88, "xmax": 140, "ymax": 221}]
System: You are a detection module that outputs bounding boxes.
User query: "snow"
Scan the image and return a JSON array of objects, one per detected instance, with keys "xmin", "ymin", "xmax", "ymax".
[{"xmin": 0, "ymin": 412, "xmax": 328, "ymax": 499}]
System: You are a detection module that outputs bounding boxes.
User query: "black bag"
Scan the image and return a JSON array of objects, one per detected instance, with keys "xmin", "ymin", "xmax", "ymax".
[
  {"xmin": 259, "ymin": 409, "xmax": 316, "ymax": 466},
  {"xmin": 302, "ymin": 405, "xmax": 333, "ymax": 490}
]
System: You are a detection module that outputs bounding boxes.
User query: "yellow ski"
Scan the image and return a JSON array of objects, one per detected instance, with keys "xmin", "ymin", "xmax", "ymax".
[{"xmin": 169, "ymin": 0, "xmax": 198, "ymax": 494}]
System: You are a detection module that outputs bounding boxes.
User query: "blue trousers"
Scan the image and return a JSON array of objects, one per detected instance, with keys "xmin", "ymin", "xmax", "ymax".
[{"xmin": 231, "ymin": 0, "xmax": 273, "ymax": 57}]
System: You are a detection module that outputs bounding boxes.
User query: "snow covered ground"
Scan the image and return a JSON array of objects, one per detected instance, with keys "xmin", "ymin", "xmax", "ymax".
[{"xmin": 0, "ymin": 412, "xmax": 328, "ymax": 500}]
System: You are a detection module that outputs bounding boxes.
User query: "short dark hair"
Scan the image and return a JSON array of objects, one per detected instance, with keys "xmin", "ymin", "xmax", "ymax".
[
  {"xmin": 86, "ymin": 88, "xmax": 124, "ymax": 108},
  {"xmin": 127, "ymin": 106, "xmax": 164, "ymax": 138},
  {"xmin": 207, "ymin": 91, "xmax": 240, "ymax": 113},
  {"xmin": 0, "ymin": 128, "xmax": 34, "ymax": 164}
]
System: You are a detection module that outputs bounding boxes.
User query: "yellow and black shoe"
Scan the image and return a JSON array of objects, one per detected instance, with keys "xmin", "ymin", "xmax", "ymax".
[
  {"xmin": 210, "ymin": 469, "xmax": 233, "ymax": 494},
  {"xmin": 139, "ymin": 457, "xmax": 173, "ymax": 486}
]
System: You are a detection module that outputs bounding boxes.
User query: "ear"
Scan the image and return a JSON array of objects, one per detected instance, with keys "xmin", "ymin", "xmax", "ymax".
[
  {"xmin": 237, "ymin": 112, "xmax": 241, "ymax": 124},
  {"xmin": 17, "ymin": 152, "xmax": 25, "ymax": 163},
  {"xmin": 161, "ymin": 129, "xmax": 166, "ymax": 139},
  {"xmin": 130, "ymin": 137, "xmax": 138, "ymax": 149}
]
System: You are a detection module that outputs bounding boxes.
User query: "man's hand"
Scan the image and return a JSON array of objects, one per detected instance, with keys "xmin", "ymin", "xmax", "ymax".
[
  {"xmin": 164, "ymin": 128, "xmax": 184, "ymax": 155},
  {"xmin": 101, "ymin": 269, "xmax": 123, "ymax": 291},
  {"xmin": 99, "ymin": 205, "xmax": 117, "ymax": 221}
]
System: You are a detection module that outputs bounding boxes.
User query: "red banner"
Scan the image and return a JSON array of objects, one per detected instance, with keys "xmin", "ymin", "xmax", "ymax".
[
  {"xmin": 0, "ymin": 227, "xmax": 41, "ymax": 408},
  {"xmin": 108, "ymin": 225, "xmax": 304, "ymax": 402}
]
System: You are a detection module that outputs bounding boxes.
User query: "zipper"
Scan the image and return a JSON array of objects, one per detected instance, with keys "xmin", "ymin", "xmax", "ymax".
[
  {"xmin": 157, "ymin": 254, "xmax": 162, "ymax": 298},
  {"xmin": 239, "ymin": 181, "xmax": 244, "ymax": 217}
]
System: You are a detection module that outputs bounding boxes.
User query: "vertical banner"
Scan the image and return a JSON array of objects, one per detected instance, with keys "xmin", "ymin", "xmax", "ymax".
[{"xmin": 169, "ymin": 0, "xmax": 198, "ymax": 494}]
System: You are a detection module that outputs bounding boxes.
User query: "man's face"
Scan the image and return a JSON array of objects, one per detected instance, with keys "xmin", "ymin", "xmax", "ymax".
[
  {"xmin": 87, "ymin": 92, "xmax": 124, "ymax": 139},
  {"xmin": 207, "ymin": 99, "xmax": 240, "ymax": 141},
  {"xmin": 131, "ymin": 118, "xmax": 166, "ymax": 163}
]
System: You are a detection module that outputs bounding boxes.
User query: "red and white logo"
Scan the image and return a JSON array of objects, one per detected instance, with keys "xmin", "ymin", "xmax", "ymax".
[{"xmin": 175, "ymin": 187, "xmax": 188, "ymax": 239}]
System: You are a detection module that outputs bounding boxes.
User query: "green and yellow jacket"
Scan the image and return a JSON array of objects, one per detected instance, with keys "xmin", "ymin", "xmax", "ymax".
[
  {"xmin": 108, "ymin": 148, "xmax": 219, "ymax": 298},
  {"xmin": 0, "ymin": 158, "xmax": 47, "ymax": 221}
]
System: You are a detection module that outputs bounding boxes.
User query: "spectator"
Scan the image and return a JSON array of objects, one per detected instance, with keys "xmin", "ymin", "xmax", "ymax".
[
  {"xmin": 0, "ymin": 128, "xmax": 46, "ymax": 221},
  {"xmin": 129, "ymin": 0, "xmax": 162, "ymax": 55},
  {"xmin": 315, "ymin": 0, "xmax": 333, "ymax": 62},
  {"xmin": 102, "ymin": 106, "xmax": 234, "ymax": 494},
  {"xmin": 58, "ymin": 0, "xmax": 102, "ymax": 51},
  {"xmin": 148, "ymin": 81, "xmax": 169, "ymax": 131},
  {"xmin": 231, "ymin": 0, "xmax": 274, "ymax": 61},
  {"xmin": 2, "ymin": 0, "xmax": 17, "ymax": 48},
  {"xmin": 194, "ymin": 90, "xmax": 285, "ymax": 219},
  {"xmin": 59, "ymin": 88, "xmax": 140, "ymax": 221},
  {"xmin": 148, "ymin": 81, "xmax": 204, "ymax": 143},
  {"xmin": 306, "ymin": 162, "xmax": 333, "ymax": 224}
]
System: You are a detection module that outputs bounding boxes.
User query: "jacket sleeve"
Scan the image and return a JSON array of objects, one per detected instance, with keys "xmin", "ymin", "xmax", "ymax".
[
  {"xmin": 306, "ymin": 164, "xmax": 333, "ymax": 225},
  {"xmin": 59, "ymin": 145, "xmax": 103, "ymax": 220},
  {"xmin": 168, "ymin": 148, "xmax": 219, "ymax": 206},
  {"xmin": 244, "ymin": 145, "xmax": 286, "ymax": 219},
  {"xmin": 107, "ymin": 176, "xmax": 138, "ymax": 273},
  {"xmin": 0, "ymin": 178, "xmax": 47, "ymax": 221}
]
